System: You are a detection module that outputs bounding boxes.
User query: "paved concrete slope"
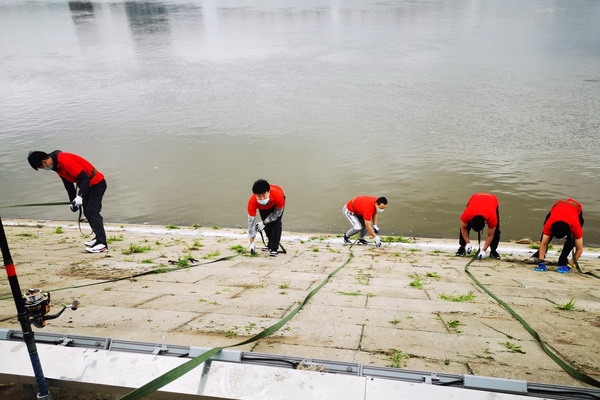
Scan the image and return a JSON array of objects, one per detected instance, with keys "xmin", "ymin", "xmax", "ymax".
[{"xmin": 0, "ymin": 219, "xmax": 598, "ymax": 388}]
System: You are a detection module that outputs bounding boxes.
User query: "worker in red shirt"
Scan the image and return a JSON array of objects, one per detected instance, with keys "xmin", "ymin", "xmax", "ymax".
[
  {"xmin": 27, "ymin": 150, "xmax": 108, "ymax": 253},
  {"xmin": 456, "ymin": 193, "xmax": 501, "ymax": 260},
  {"xmin": 247, "ymin": 179, "xmax": 285, "ymax": 257},
  {"xmin": 342, "ymin": 196, "xmax": 387, "ymax": 246},
  {"xmin": 533, "ymin": 199, "xmax": 584, "ymax": 273}
]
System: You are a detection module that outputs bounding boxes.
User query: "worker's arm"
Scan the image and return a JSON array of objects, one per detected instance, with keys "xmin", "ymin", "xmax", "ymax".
[
  {"xmin": 570, "ymin": 237, "xmax": 584, "ymax": 265},
  {"xmin": 365, "ymin": 220, "xmax": 377, "ymax": 238},
  {"xmin": 482, "ymin": 226, "xmax": 496, "ymax": 251},
  {"xmin": 538, "ymin": 234, "xmax": 552, "ymax": 261}
]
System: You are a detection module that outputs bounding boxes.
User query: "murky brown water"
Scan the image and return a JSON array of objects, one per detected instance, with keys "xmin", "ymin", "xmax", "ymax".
[{"xmin": 1, "ymin": 0, "xmax": 599, "ymax": 244}]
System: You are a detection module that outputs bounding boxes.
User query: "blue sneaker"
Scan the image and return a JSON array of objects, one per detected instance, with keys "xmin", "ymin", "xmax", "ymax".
[
  {"xmin": 534, "ymin": 263, "xmax": 547, "ymax": 272},
  {"xmin": 556, "ymin": 265, "xmax": 571, "ymax": 274}
]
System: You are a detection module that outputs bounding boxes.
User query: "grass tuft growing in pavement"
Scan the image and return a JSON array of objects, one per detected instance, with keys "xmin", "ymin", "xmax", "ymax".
[
  {"xmin": 556, "ymin": 298, "xmax": 576, "ymax": 311},
  {"xmin": 387, "ymin": 350, "xmax": 410, "ymax": 368},
  {"xmin": 439, "ymin": 291, "xmax": 475, "ymax": 302},
  {"xmin": 499, "ymin": 341, "xmax": 526, "ymax": 354},
  {"xmin": 122, "ymin": 244, "xmax": 152, "ymax": 254}
]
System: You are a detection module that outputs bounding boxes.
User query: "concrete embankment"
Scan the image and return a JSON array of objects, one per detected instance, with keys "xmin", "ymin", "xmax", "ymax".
[{"xmin": 0, "ymin": 219, "xmax": 599, "ymax": 389}]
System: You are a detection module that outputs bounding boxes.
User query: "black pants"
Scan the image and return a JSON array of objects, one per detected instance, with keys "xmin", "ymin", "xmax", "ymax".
[
  {"xmin": 459, "ymin": 207, "xmax": 501, "ymax": 252},
  {"xmin": 532, "ymin": 211, "xmax": 584, "ymax": 265},
  {"xmin": 259, "ymin": 207, "xmax": 283, "ymax": 252},
  {"xmin": 83, "ymin": 179, "xmax": 107, "ymax": 245}
]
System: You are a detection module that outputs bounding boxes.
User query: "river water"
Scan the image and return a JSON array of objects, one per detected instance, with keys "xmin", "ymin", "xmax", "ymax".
[{"xmin": 1, "ymin": 0, "xmax": 599, "ymax": 245}]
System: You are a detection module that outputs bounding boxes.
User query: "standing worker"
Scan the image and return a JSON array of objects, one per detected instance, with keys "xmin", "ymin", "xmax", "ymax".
[
  {"xmin": 247, "ymin": 179, "xmax": 285, "ymax": 257},
  {"xmin": 342, "ymin": 196, "xmax": 387, "ymax": 246},
  {"xmin": 27, "ymin": 150, "xmax": 108, "ymax": 253},
  {"xmin": 533, "ymin": 199, "xmax": 584, "ymax": 273},
  {"xmin": 456, "ymin": 193, "xmax": 501, "ymax": 260}
]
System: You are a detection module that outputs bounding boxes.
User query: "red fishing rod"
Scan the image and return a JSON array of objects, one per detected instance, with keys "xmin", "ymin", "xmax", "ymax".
[{"xmin": 0, "ymin": 215, "xmax": 78, "ymax": 399}]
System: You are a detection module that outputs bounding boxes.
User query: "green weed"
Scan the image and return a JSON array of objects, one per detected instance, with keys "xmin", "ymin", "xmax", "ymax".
[
  {"xmin": 337, "ymin": 291, "xmax": 362, "ymax": 296},
  {"xmin": 388, "ymin": 319, "xmax": 402, "ymax": 326},
  {"xmin": 425, "ymin": 272, "xmax": 440, "ymax": 279},
  {"xmin": 140, "ymin": 259, "xmax": 153, "ymax": 264},
  {"xmin": 556, "ymin": 298, "xmax": 576, "ymax": 311},
  {"xmin": 387, "ymin": 350, "xmax": 410, "ymax": 368},
  {"xmin": 203, "ymin": 250, "xmax": 221, "ymax": 259},
  {"xmin": 408, "ymin": 274, "xmax": 425, "ymax": 289},
  {"xmin": 165, "ymin": 225, "xmax": 180, "ymax": 229},
  {"xmin": 383, "ymin": 236, "xmax": 414, "ymax": 243},
  {"xmin": 53, "ymin": 227, "xmax": 64, "ymax": 234},
  {"xmin": 122, "ymin": 244, "xmax": 152, "ymax": 254},
  {"xmin": 107, "ymin": 235, "xmax": 124, "ymax": 243},
  {"xmin": 355, "ymin": 272, "xmax": 370, "ymax": 285},
  {"xmin": 229, "ymin": 245, "xmax": 247, "ymax": 254},
  {"xmin": 499, "ymin": 341, "xmax": 526, "ymax": 354},
  {"xmin": 447, "ymin": 320, "xmax": 462, "ymax": 333},
  {"xmin": 439, "ymin": 291, "xmax": 475, "ymax": 302}
]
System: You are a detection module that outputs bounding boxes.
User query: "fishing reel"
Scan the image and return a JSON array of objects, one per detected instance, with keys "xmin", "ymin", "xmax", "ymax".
[{"xmin": 23, "ymin": 288, "xmax": 79, "ymax": 329}]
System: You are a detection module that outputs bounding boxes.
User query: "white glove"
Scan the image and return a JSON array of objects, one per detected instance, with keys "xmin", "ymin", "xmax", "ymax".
[
  {"xmin": 256, "ymin": 222, "xmax": 265, "ymax": 232},
  {"xmin": 248, "ymin": 242, "xmax": 256, "ymax": 255},
  {"xmin": 374, "ymin": 236, "xmax": 382, "ymax": 247},
  {"xmin": 477, "ymin": 249, "xmax": 487, "ymax": 259},
  {"xmin": 465, "ymin": 243, "xmax": 473, "ymax": 255},
  {"xmin": 373, "ymin": 225, "xmax": 380, "ymax": 234},
  {"xmin": 70, "ymin": 195, "xmax": 83, "ymax": 212}
]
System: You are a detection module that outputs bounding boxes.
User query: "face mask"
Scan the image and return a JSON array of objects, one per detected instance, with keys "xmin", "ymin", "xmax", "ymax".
[
  {"xmin": 377, "ymin": 208, "xmax": 385, "ymax": 213},
  {"xmin": 257, "ymin": 197, "xmax": 269, "ymax": 205},
  {"xmin": 43, "ymin": 167, "xmax": 53, "ymax": 171}
]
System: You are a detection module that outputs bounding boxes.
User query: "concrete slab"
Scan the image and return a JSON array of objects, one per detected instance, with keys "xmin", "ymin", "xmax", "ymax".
[{"xmin": 1, "ymin": 219, "xmax": 599, "ymax": 390}]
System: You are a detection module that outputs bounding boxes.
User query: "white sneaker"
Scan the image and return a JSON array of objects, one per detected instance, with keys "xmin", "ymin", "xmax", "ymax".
[
  {"xmin": 85, "ymin": 243, "xmax": 108, "ymax": 253},
  {"xmin": 84, "ymin": 238, "xmax": 97, "ymax": 247}
]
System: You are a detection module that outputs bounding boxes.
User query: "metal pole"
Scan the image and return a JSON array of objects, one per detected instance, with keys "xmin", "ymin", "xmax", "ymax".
[{"xmin": 0, "ymin": 216, "xmax": 52, "ymax": 400}]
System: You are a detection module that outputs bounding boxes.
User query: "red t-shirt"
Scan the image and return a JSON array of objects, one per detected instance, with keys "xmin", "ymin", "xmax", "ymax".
[
  {"xmin": 247, "ymin": 185, "xmax": 285, "ymax": 216},
  {"xmin": 460, "ymin": 193, "xmax": 499, "ymax": 229},
  {"xmin": 346, "ymin": 196, "xmax": 378, "ymax": 221},
  {"xmin": 56, "ymin": 153, "xmax": 104, "ymax": 186},
  {"xmin": 542, "ymin": 199, "xmax": 583, "ymax": 239}
]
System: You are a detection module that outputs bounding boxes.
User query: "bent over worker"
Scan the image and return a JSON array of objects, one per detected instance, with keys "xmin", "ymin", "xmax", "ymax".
[
  {"xmin": 342, "ymin": 196, "xmax": 387, "ymax": 247},
  {"xmin": 247, "ymin": 179, "xmax": 285, "ymax": 257},
  {"xmin": 27, "ymin": 150, "xmax": 108, "ymax": 253},
  {"xmin": 456, "ymin": 193, "xmax": 501, "ymax": 260},
  {"xmin": 533, "ymin": 199, "xmax": 584, "ymax": 274}
]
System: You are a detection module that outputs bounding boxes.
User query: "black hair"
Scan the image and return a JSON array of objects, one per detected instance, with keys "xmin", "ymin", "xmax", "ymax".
[
  {"xmin": 471, "ymin": 215, "xmax": 486, "ymax": 232},
  {"xmin": 27, "ymin": 151, "xmax": 50, "ymax": 170},
  {"xmin": 252, "ymin": 179, "xmax": 270, "ymax": 195},
  {"xmin": 376, "ymin": 197, "xmax": 388, "ymax": 205},
  {"xmin": 551, "ymin": 221, "xmax": 570, "ymax": 239}
]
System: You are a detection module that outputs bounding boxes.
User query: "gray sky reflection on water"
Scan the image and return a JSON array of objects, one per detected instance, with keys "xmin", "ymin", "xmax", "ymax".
[{"xmin": 1, "ymin": 0, "xmax": 599, "ymax": 245}]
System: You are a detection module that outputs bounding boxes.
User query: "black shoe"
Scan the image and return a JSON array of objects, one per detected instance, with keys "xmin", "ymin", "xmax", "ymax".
[
  {"xmin": 261, "ymin": 246, "xmax": 270, "ymax": 252},
  {"xmin": 270, "ymin": 250, "xmax": 278, "ymax": 257},
  {"xmin": 357, "ymin": 239, "xmax": 369, "ymax": 245},
  {"xmin": 343, "ymin": 234, "xmax": 351, "ymax": 244},
  {"xmin": 456, "ymin": 246, "xmax": 466, "ymax": 257},
  {"xmin": 490, "ymin": 250, "xmax": 501, "ymax": 260}
]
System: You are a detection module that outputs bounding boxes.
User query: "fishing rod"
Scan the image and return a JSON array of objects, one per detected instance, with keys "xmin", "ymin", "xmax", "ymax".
[{"xmin": 0, "ymin": 215, "xmax": 79, "ymax": 399}]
